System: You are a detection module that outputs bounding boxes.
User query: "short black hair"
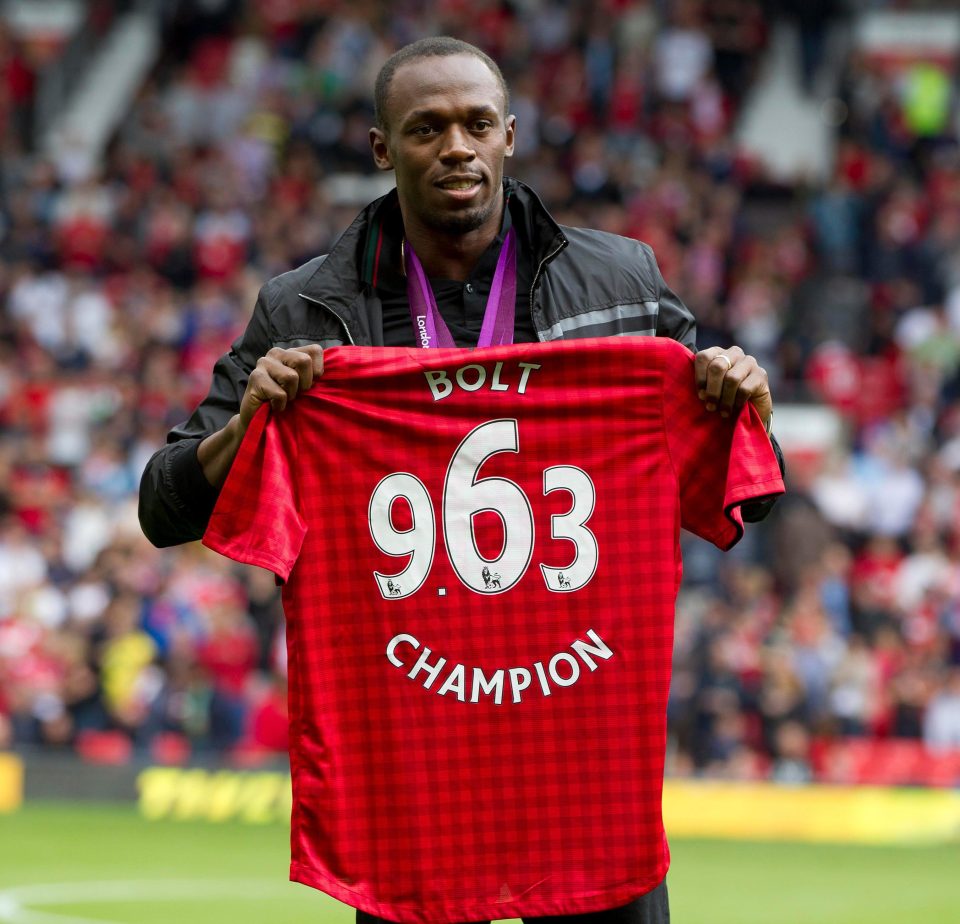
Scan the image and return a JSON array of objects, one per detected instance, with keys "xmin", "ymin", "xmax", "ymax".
[{"xmin": 374, "ymin": 36, "xmax": 509, "ymax": 131}]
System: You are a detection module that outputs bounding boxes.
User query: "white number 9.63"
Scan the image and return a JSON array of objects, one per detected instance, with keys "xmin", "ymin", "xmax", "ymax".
[{"xmin": 368, "ymin": 419, "xmax": 598, "ymax": 598}]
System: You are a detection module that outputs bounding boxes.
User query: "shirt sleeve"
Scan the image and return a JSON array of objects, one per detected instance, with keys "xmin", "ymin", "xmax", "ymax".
[
  {"xmin": 660, "ymin": 343, "xmax": 785, "ymax": 550},
  {"xmin": 202, "ymin": 405, "xmax": 307, "ymax": 582}
]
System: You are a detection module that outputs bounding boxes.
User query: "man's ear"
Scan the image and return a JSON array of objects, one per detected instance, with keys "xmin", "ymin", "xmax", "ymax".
[
  {"xmin": 504, "ymin": 114, "xmax": 516, "ymax": 158},
  {"xmin": 370, "ymin": 128, "xmax": 394, "ymax": 172}
]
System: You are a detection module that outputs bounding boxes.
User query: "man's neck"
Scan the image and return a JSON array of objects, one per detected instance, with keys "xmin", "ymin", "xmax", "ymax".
[{"xmin": 401, "ymin": 197, "xmax": 504, "ymax": 282}]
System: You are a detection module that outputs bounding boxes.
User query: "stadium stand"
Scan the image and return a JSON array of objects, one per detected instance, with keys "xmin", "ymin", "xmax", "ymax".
[{"xmin": 1, "ymin": 0, "xmax": 959, "ymax": 789}]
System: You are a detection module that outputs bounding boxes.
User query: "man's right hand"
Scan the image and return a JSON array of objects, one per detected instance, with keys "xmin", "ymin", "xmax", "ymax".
[
  {"xmin": 239, "ymin": 345, "xmax": 325, "ymax": 429},
  {"xmin": 199, "ymin": 344, "xmax": 324, "ymax": 488}
]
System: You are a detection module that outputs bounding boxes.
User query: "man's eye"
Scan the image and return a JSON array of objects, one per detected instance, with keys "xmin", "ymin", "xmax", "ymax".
[
  {"xmin": 472, "ymin": 121, "xmax": 493, "ymax": 132},
  {"xmin": 413, "ymin": 125, "xmax": 435, "ymax": 136}
]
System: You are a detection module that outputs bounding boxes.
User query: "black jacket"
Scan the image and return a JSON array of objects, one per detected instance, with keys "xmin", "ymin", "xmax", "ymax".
[{"xmin": 140, "ymin": 178, "xmax": 780, "ymax": 547}]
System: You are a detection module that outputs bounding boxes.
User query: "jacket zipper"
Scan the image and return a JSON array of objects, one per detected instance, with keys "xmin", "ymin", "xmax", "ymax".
[
  {"xmin": 299, "ymin": 292, "xmax": 357, "ymax": 345},
  {"xmin": 530, "ymin": 236, "xmax": 567, "ymax": 341}
]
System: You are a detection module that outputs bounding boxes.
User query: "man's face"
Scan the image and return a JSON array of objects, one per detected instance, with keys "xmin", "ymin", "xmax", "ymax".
[{"xmin": 370, "ymin": 54, "xmax": 515, "ymax": 237}]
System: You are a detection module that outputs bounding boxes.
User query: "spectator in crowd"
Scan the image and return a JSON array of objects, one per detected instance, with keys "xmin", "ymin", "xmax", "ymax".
[
  {"xmin": 925, "ymin": 667, "xmax": 960, "ymax": 750},
  {"xmin": 0, "ymin": 21, "xmax": 36, "ymax": 153}
]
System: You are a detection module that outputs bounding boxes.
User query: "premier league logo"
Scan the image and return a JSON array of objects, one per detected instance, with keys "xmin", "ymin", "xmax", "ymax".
[{"xmin": 481, "ymin": 566, "xmax": 502, "ymax": 590}]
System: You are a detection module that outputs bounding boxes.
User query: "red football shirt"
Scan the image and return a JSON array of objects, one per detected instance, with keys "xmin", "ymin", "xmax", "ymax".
[{"xmin": 203, "ymin": 338, "xmax": 784, "ymax": 923}]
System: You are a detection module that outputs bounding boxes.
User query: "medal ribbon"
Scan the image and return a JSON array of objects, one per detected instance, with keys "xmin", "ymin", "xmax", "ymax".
[{"xmin": 405, "ymin": 228, "xmax": 516, "ymax": 348}]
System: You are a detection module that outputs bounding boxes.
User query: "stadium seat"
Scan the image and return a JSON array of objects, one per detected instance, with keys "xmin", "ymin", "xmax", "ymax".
[
  {"xmin": 74, "ymin": 730, "xmax": 133, "ymax": 765},
  {"xmin": 150, "ymin": 731, "xmax": 191, "ymax": 766}
]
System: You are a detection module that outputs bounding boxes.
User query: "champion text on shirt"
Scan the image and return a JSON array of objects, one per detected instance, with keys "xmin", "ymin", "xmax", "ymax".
[{"xmin": 385, "ymin": 628, "xmax": 613, "ymax": 704}]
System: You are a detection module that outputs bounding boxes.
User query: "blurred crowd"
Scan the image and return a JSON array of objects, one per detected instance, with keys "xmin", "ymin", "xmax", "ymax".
[{"xmin": 1, "ymin": 0, "xmax": 960, "ymax": 781}]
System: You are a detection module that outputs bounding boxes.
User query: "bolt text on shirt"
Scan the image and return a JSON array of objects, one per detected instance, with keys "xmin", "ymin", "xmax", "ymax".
[{"xmin": 424, "ymin": 361, "xmax": 542, "ymax": 401}]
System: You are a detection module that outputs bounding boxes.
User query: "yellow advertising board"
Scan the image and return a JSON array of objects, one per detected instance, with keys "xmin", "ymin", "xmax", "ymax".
[
  {"xmin": 137, "ymin": 767, "xmax": 291, "ymax": 824},
  {"xmin": 663, "ymin": 779, "xmax": 960, "ymax": 845},
  {"xmin": 0, "ymin": 753, "xmax": 24, "ymax": 812},
  {"xmin": 132, "ymin": 768, "xmax": 960, "ymax": 846}
]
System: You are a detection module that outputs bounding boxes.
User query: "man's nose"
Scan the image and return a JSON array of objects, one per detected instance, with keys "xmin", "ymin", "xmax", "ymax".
[{"xmin": 439, "ymin": 125, "xmax": 476, "ymax": 162}]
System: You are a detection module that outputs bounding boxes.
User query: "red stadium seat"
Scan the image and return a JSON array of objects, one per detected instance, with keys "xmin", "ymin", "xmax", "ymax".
[
  {"xmin": 818, "ymin": 738, "xmax": 960, "ymax": 788},
  {"xmin": 150, "ymin": 732, "xmax": 191, "ymax": 766},
  {"xmin": 74, "ymin": 730, "xmax": 132, "ymax": 766}
]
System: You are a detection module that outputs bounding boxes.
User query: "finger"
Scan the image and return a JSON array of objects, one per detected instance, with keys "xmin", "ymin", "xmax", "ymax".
[
  {"xmin": 246, "ymin": 366, "xmax": 290, "ymax": 414},
  {"xmin": 716, "ymin": 352, "xmax": 759, "ymax": 410},
  {"xmin": 254, "ymin": 356, "xmax": 301, "ymax": 404},
  {"xmin": 737, "ymin": 369, "xmax": 774, "ymax": 422},
  {"xmin": 721, "ymin": 367, "xmax": 771, "ymax": 419},
  {"xmin": 297, "ymin": 343, "xmax": 324, "ymax": 378},
  {"xmin": 694, "ymin": 347, "xmax": 726, "ymax": 393},
  {"xmin": 718, "ymin": 363, "xmax": 752, "ymax": 416},
  {"xmin": 269, "ymin": 359, "xmax": 302, "ymax": 400},
  {"xmin": 278, "ymin": 349, "xmax": 316, "ymax": 394},
  {"xmin": 702, "ymin": 349, "xmax": 744, "ymax": 408},
  {"xmin": 703, "ymin": 357, "xmax": 729, "ymax": 407}
]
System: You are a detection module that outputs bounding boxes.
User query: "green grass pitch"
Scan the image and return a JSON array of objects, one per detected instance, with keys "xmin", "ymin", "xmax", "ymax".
[{"xmin": 0, "ymin": 802, "xmax": 957, "ymax": 923}]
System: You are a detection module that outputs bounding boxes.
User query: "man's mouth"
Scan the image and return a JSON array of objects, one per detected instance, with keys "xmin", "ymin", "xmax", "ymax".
[{"xmin": 436, "ymin": 177, "xmax": 482, "ymax": 191}]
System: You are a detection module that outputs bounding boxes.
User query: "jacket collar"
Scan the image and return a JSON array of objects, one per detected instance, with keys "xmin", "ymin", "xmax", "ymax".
[{"xmin": 298, "ymin": 177, "xmax": 566, "ymax": 323}]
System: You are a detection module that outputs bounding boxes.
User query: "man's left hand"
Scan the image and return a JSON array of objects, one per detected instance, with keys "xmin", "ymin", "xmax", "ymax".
[{"xmin": 694, "ymin": 346, "xmax": 773, "ymax": 430}]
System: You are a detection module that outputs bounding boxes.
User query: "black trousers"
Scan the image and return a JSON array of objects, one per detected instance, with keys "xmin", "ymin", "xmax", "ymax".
[{"xmin": 356, "ymin": 880, "xmax": 669, "ymax": 924}]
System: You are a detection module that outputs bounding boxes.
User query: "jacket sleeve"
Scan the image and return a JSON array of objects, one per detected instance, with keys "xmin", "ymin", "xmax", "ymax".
[
  {"xmin": 646, "ymin": 245, "xmax": 697, "ymax": 351},
  {"xmin": 138, "ymin": 284, "xmax": 274, "ymax": 548},
  {"xmin": 740, "ymin": 434, "xmax": 784, "ymax": 522},
  {"xmin": 645, "ymin": 243, "xmax": 785, "ymax": 522}
]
